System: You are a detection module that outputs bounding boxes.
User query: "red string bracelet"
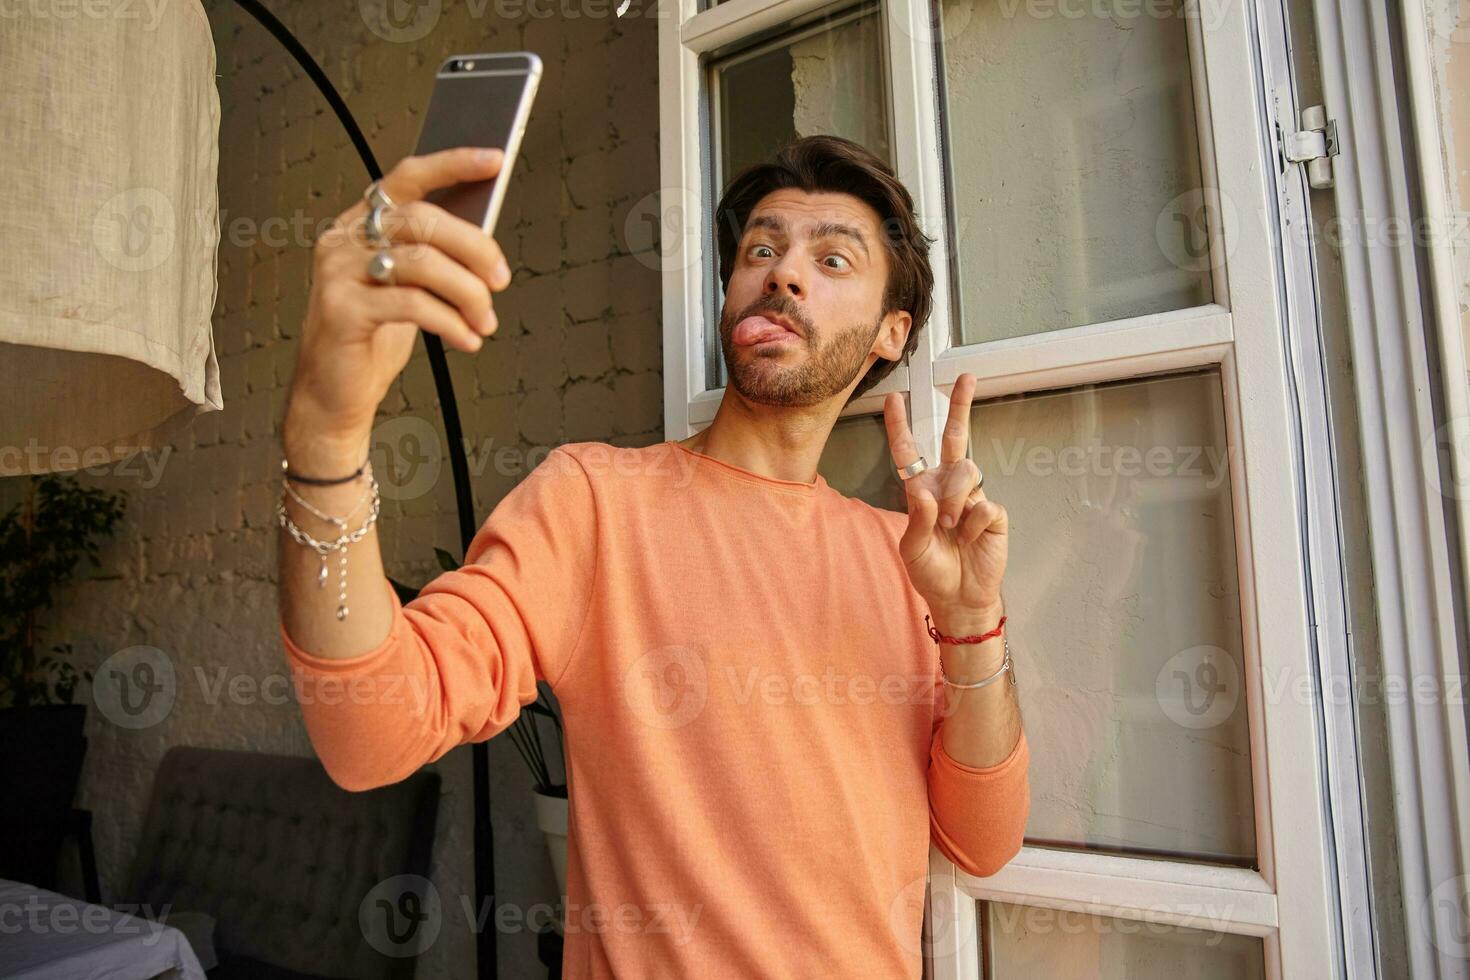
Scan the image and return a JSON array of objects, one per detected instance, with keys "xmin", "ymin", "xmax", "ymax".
[{"xmin": 925, "ymin": 613, "xmax": 1006, "ymax": 645}]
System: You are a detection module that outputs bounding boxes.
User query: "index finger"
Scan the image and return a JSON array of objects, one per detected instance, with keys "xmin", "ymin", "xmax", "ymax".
[
  {"xmin": 339, "ymin": 147, "xmax": 505, "ymax": 230},
  {"xmin": 940, "ymin": 373, "xmax": 976, "ymax": 464},
  {"xmin": 379, "ymin": 146, "xmax": 505, "ymax": 205},
  {"xmin": 883, "ymin": 391, "xmax": 921, "ymax": 469}
]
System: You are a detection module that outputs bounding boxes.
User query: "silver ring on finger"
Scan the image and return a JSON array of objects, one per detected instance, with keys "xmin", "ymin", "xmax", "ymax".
[
  {"xmin": 365, "ymin": 203, "xmax": 393, "ymax": 246},
  {"xmin": 363, "ymin": 179, "xmax": 397, "ymax": 211},
  {"xmin": 366, "ymin": 248, "xmax": 396, "ymax": 286},
  {"xmin": 896, "ymin": 456, "xmax": 928, "ymax": 481}
]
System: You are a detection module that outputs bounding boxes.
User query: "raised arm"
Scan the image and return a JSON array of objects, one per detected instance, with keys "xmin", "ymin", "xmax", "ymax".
[
  {"xmin": 277, "ymin": 146, "xmax": 557, "ymax": 790},
  {"xmin": 279, "ymin": 146, "xmax": 511, "ymax": 664}
]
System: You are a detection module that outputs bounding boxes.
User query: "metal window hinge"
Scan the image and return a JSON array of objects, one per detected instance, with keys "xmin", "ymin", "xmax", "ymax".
[{"xmin": 1281, "ymin": 104, "xmax": 1339, "ymax": 189}]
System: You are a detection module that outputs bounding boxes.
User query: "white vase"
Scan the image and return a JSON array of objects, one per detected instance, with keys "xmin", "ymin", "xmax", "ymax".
[{"xmin": 533, "ymin": 789, "xmax": 569, "ymax": 930}]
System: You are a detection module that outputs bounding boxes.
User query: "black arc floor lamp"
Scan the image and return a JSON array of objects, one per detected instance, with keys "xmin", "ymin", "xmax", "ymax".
[{"xmin": 223, "ymin": 2, "xmax": 500, "ymax": 976}]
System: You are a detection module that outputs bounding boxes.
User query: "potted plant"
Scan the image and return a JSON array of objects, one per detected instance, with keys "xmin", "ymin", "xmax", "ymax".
[
  {"xmin": 0, "ymin": 473, "xmax": 126, "ymax": 707},
  {"xmin": 517, "ymin": 697, "xmax": 569, "ymax": 915},
  {"xmin": 0, "ymin": 472, "xmax": 124, "ymax": 899}
]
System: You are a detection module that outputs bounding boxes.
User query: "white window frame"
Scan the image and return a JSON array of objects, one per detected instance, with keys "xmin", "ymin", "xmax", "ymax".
[
  {"xmin": 656, "ymin": 0, "xmax": 1349, "ymax": 972},
  {"xmin": 1307, "ymin": 0, "xmax": 1470, "ymax": 974}
]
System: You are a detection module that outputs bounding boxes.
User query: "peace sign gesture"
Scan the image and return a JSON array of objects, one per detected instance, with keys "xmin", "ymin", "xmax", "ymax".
[{"xmin": 883, "ymin": 373, "xmax": 1008, "ymax": 623}]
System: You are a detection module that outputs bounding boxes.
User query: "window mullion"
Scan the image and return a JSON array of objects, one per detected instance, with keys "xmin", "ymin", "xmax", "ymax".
[{"xmin": 883, "ymin": 0, "xmax": 948, "ymax": 458}]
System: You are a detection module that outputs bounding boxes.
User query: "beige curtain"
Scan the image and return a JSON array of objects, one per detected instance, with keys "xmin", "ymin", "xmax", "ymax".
[{"xmin": 0, "ymin": 0, "xmax": 221, "ymax": 477}]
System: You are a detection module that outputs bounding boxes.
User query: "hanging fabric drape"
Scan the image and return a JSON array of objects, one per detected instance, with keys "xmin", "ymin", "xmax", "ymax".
[{"xmin": 0, "ymin": 0, "xmax": 221, "ymax": 476}]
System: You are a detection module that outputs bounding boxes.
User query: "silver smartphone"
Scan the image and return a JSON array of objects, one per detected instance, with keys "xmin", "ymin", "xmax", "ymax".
[{"xmin": 413, "ymin": 52, "xmax": 542, "ymax": 237}]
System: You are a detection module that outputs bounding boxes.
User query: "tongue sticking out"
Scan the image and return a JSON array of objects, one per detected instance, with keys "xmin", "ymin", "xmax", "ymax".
[{"xmin": 732, "ymin": 315, "xmax": 799, "ymax": 347}]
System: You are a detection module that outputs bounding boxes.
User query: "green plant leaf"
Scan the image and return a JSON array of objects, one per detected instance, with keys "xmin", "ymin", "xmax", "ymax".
[{"xmin": 434, "ymin": 547, "xmax": 460, "ymax": 573}]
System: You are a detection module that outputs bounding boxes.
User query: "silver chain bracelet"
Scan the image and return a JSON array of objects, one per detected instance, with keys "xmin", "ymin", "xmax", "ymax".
[{"xmin": 277, "ymin": 461, "xmax": 382, "ymax": 621}]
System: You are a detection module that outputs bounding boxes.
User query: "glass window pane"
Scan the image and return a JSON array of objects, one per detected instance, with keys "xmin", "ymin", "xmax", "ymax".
[
  {"xmin": 971, "ymin": 368, "xmax": 1255, "ymax": 864},
  {"xmin": 982, "ymin": 901, "xmax": 1266, "ymax": 978},
  {"xmin": 818, "ymin": 412, "xmax": 906, "ymax": 511},
  {"xmin": 707, "ymin": 3, "xmax": 891, "ymax": 390},
  {"xmin": 710, "ymin": 4, "xmax": 890, "ymax": 185},
  {"xmin": 938, "ymin": 0, "xmax": 1212, "ymax": 345}
]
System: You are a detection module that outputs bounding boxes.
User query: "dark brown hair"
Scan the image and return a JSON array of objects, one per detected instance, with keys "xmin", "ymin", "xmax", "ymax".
[{"xmin": 714, "ymin": 135, "xmax": 936, "ymax": 400}]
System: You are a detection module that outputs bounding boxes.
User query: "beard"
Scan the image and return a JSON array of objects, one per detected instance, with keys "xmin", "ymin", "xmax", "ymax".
[{"xmin": 717, "ymin": 298, "xmax": 885, "ymax": 408}]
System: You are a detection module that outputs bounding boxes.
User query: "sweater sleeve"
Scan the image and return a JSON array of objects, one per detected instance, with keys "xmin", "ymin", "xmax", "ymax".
[
  {"xmin": 279, "ymin": 446, "xmax": 598, "ymax": 791},
  {"xmin": 927, "ymin": 679, "xmax": 1031, "ymax": 877}
]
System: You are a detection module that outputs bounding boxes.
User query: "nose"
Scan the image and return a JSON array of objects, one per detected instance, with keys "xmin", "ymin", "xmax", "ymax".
[{"xmin": 763, "ymin": 251, "xmax": 804, "ymax": 301}]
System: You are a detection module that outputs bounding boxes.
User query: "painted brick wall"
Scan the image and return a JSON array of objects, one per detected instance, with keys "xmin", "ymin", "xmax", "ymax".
[{"xmin": 10, "ymin": 2, "xmax": 663, "ymax": 977}]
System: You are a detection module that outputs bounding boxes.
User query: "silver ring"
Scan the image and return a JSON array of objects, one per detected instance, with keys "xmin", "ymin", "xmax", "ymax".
[
  {"xmin": 896, "ymin": 456, "xmax": 928, "ymax": 481},
  {"xmin": 366, "ymin": 248, "xmax": 396, "ymax": 285},
  {"xmin": 365, "ymin": 203, "xmax": 392, "ymax": 246},
  {"xmin": 363, "ymin": 179, "xmax": 396, "ymax": 210}
]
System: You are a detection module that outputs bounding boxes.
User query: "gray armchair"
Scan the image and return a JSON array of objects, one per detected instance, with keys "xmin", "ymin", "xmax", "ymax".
[{"xmin": 122, "ymin": 746, "xmax": 441, "ymax": 979}]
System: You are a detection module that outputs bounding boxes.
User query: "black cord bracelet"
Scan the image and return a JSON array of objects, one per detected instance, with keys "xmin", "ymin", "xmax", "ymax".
[{"xmin": 279, "ymin": 456, "xmax": 369, "ymax": 486}]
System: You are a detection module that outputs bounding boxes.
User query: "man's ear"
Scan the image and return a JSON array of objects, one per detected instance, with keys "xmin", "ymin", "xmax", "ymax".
[{"xmin": 872, "ymin": 309, "xmax": 913, "ymax": 362}]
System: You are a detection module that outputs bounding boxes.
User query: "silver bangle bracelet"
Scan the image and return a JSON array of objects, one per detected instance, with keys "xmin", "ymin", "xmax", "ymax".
[{"xmin": 940, "ymin": 634, "xmax": 1016, "ymax": 689}]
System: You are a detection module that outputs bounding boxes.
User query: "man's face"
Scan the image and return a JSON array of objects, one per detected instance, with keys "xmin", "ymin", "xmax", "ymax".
[{"xmin": 718, "ymin": 188, "xmax": 911, "ymax": 408}]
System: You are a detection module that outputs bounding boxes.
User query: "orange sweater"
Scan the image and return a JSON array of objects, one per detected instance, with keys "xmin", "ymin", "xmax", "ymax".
[{"xmin": 280, "ymin": 439, "xmax": 1029, "ymax": 978}]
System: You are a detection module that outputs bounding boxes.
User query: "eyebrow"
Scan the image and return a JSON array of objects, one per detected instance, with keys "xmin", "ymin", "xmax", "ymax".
[{"xmin": 745, "ymin": 213, "xmax": 871, "ymax": 261}]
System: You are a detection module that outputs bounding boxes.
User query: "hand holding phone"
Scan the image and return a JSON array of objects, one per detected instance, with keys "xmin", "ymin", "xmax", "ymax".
[
  {"xmin": 284, "ymin": 53, "xmax": 541, "ymax": 450},
  {"xmin": 288, "ymin": 149, "xmax": 507, "ymax": 443}
]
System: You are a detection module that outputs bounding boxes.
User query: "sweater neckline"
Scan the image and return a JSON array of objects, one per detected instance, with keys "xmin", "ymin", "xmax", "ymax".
[{"xmin": 665, "ymin": 440, "xmax": 828, "ymax": 496}]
